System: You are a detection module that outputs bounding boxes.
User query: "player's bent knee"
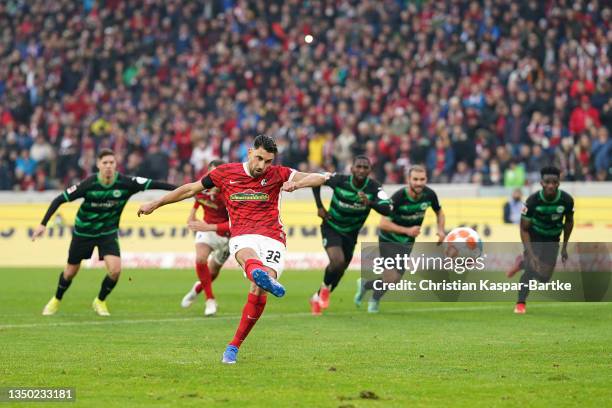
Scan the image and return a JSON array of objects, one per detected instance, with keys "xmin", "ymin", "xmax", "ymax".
[
  {"xmin": 64, "ymin": 264, "xmax": 80, "ymax": 279},
  {"xmin": 109, "ymin": 270, "xmax": 121, "ymax": 280}
]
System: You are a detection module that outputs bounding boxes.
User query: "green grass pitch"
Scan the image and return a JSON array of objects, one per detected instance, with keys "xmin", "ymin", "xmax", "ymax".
[{"xmin": 1, "ymin": 268, "xmax": 611, "ymax": 407}]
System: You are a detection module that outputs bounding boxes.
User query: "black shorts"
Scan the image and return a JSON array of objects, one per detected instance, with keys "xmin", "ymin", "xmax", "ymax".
[
  {"xmin": 379, "ymin": 240, "xmax": 414, "ymax": 274},
  {"xmin": 68, "ymin": 233, "xmax": 121, "ymax": 265},
  {"xmin": 524, "ymin": 234, "xmax": 560, "ymax": 277},
  {"xmin": 321, "ymin": 223, "xmax": 359, "ymax": 263}
]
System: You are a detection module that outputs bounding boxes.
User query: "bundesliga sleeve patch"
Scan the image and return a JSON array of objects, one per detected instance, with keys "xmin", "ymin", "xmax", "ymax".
[
  {"xmin": 377, "ymin": 190, "xmax": 389, "ymax": 200},
  {"xmin": 521, "ymin": 205, "xmax": 528, "ymax": 215},
  {"xmin": 67, "ymin": 185, "xmax": 78, "ymax": 194},
  {"xmin": 133, "ymin": 177, "xmax": 149, "ymax": 185}
]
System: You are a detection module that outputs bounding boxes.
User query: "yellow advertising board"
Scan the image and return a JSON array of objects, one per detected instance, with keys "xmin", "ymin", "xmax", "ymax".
[{"xmin": 1, "ymin": 197, "xmax": 610, "ymax": 268}]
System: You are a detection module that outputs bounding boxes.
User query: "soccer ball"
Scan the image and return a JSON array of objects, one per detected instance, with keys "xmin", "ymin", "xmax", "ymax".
[{"xmin": 442, "ymin": 227, "xmax": 483, "ymax": 258}]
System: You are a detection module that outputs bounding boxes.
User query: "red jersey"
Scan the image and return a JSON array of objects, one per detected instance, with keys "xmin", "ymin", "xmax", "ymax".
[
  {"xmin": 193, "ymin": 188, "xmax": 228, "ymax": 224},
  {"xmin": 207, "ymin": 162, "xmax": 296, "ymax": 245}
]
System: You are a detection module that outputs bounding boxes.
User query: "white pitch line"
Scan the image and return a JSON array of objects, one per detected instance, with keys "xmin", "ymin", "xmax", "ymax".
[{"xmin": 0, "ymin": 303, "xmax": 607, "ymax": 330}]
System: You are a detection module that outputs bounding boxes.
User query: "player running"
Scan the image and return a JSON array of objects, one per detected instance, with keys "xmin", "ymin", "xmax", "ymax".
[
  {"xmin": 310, "ymin": 156, "xmax": 392, "ymax": 315},
  {"xmin": 180, "ymin": 159, "xmax": 229, "ymax": 317},
  {"xmin": 33, "ymin": 149, "xmax": 175, "ymax": 316},
  {"xmin": 355, "ymin": 165, "xmax": 446, "ymax": 312},
  {"xmin": 137, "ymin": 135, "xmax": 328, "ymax": 364},
  {"xmin": 507, "ymin": 166, "xmax": 574, "ymax": 314}
]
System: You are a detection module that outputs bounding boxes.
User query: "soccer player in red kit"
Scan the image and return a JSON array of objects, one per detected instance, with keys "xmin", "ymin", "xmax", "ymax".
[
  {"xmin": 180, "ymin": 159, "xmax": 230, "ymax": 316},
  {"xmin": 137, "ymin": 135, "xmax": 329, "ymax": 364}
]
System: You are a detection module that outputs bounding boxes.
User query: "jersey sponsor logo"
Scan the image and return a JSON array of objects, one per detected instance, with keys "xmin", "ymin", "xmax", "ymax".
[
  {"xmin": 556, "ymin": 205, "xmax": 564, "ymax": 213},
  {"xmin": 551, "ymin": 214, "xmax": 561, "ymax": 220},
  {"xmin": 67, "ymin": 185, "xmax": 78, "ymax": 194},
  {"xmin": 90, "ymin": 201, "xmax": 117, "ymax": 208},
  {"xmin": 133, "ymin": 177, "xmax": 149, "ymax": 185},
  {"xmin": 399, "ymin": 213, "xmax": 425, "ymax": 221},
  {"xmin": 112, "ymin": 189, "xmax": 122, "ymax": 198},
  {"xmin": 229, "ymin": 190, "xmax": 269, "ymax": 201},
  {"xmin": 336, "ymin": 200, "xmax": 367, "ymax": 210}
]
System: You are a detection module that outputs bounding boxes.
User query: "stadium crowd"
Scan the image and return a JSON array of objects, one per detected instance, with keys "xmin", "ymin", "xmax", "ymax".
[{"xmin": 0, "ymin": 0, "xmax": 611, "ymax": 191}]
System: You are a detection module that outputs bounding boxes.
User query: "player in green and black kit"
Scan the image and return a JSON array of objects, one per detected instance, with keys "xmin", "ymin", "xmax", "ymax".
[
  {"xmin": 310, "ymin": 156, "xmax": 391, "ymax": 315},
  {"xmin": 33, "ymin": 149, "xmax": 175, "ymax": 316},
  {"xmin": 507, "ymin": 166, "xmax": 574, "ymax": 314},
  {"xmin": 355, "ymin": 165, "xmax": 446, "ymax": 312}
]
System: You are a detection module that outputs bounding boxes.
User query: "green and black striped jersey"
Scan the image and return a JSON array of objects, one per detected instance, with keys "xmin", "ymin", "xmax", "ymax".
[
  {"xmin": 522, "ymin": 189, "xmax": 574, "ymax": 239},
  {"xmin": 323, "ymin": 174, "xmax": 391, "ymax": 234},
  {"xmin": 62, "ymin": 173, "xmax": 156, "ymax": 237},
  {"xmin": 379, "ymin": 186, "xmax": 441, "ymax": 244}
]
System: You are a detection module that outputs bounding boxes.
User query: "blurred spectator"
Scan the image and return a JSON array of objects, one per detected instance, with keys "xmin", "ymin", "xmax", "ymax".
[
  {"xmin": 451, "ymin": 161, "xmax": 472, "ymax": 184},
  {"xmin": 0, "ymin": 0, "xmax": 610, "ymax": 191},
  {"xmin": 504, "ymin": 160, "xmax": 526, "ymax": 188},
  {"xmin": 592, "ymin": 128, "xmax": 612, "ymax": 181},
  {"xmin": 569, "ymin": 96, "xmax": 601, "ymax": 135},
  {"xmin": 503, "ymin": 189, "xmax": 523, "ymax": 224}
]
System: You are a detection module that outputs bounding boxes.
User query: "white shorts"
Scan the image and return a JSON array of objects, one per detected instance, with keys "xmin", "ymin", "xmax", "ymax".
[
  {"xmin": 195, "ymin": 231, "xmax": 230, "ymax": 265},
  {"xmin": 229, "ymin": 234, "xmax": 286, "ymax": 278}
]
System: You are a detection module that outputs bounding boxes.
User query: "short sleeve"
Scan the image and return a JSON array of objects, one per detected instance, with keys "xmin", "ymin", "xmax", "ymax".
[
  {"xmin": 521, "ymin": 196, "xmax": 536, "ymax": 219},
  {"xmin": 130, "ymin": 176, "xmax": 153, "ymax": 193},
  {"xmin": 62, "ymin": 177, "xmax": 92, "ymax": 202},
  {"xmin": 324, "ymin": 173, "xmax": 343, "ymax": 188},
  {"xmin": 391, "ymin": 189, "xmax": 403, "ymax": 211},
  {"xmin": 430, "ymin": 190, "xmax": 441, "ymax": 212},
  {"xmin": 277, "ymin": 166, "xmax": 297, "ymax": 182},
  {"xmin": 564, "ymin": 195, "xmax": 575, "ymax": 216}
]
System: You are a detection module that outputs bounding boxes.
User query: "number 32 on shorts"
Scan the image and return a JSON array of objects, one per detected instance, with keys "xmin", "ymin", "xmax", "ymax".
[{"xmin": 266, "ymin": 250, "xmax": 281, "ymax": 263}]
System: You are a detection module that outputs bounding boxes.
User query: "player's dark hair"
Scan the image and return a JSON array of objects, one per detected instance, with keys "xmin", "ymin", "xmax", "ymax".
[
  {"xmin": 209, "ymin": 159, "xmax": 225, "ymax": 168},
  {"xmin": 541, "ymin": 166, "xmax": 561, "ymax": 178},
  {"xmin": 353, "ymin": 155, "xmax": 371, "ymax": 164},
  {"xmin": 97, "ymin": 148, "xmax": 115, "ymax": 160},
  {"xmin": 253, "ymin": 135, "xmax": 278, "ymax": 154}
]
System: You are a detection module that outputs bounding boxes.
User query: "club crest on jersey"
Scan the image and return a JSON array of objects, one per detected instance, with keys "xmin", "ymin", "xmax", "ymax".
[
  {"xmin": 556, "ymin": 205, "xmax": 564, "ymax": 213},
  {"xmin": 261, "ymin": 178, "xmax": 268, "ymax": 186},
  {"xmin": 420, "ymin": 202, "xmax": 429, "ymax": 210},
  {"xmin": 229, "ymin": 189, "xmax": 269, "ymax": 201},
  {"xmin": 112, "ymin": 189, "xmax": 122, "ymax": 198}
]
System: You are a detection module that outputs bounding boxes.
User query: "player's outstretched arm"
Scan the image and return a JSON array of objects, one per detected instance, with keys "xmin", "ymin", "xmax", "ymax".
[
  {"xmin": 147, "ymin": 180, "xmax": 178, "ymax": 191},
  {"xmin": 283, "ymin": 172, "xmax": 330, "ymax": 192},
  {"xmin": 561, "ymin": 212, "xmax": 574, "ymax": 263},
  {"xmin": 33, "ymin": 194, "xmax": 66, "ymax": 241},
  {"xmin": 435, "ymin": 208, "xmax": 446, "ymax": 243},
  {"xmin": 138, "ymin": 181, "xmax": 204, "ymax": 217}
]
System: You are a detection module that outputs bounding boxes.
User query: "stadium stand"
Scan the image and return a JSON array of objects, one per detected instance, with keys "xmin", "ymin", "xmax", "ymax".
[{"xmin": 0, "ymin": 0, "xmax": 610, "ymax": 190}]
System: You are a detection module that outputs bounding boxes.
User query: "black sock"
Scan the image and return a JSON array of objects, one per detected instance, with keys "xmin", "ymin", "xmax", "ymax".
[
  {"xmin": 55, "ymin": 271, "xmax": 72, "ymax": 300},
  {"xmin": 517, "ymin": 269, "xmax": 533, "ymax": 304},
  {"xmin": 372, "ymin": 288, "xmax": 387, "ymax": 302},
  {"xmin": 364, "ymin": 280, "xmax": 377, "ymax": 290},
  {"xmin": 98, "ymin": 275, "xmax": 118, "ymax": 301},
  {"xmin": 322, "ymin": 265, "xmax": 345, "ymax": 292}
]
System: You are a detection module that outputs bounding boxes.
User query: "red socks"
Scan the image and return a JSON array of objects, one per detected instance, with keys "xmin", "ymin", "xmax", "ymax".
[
  {"xmin": 244, "ymin": 258, "xmax": 264, "ymax": 282},
  {"xmin": 195, "ymin": 262, "xmax": 214, "ymax": 299},
  {"xmin": 229, "ymin": 293, "xmax": 267, "ymax": 348}
]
